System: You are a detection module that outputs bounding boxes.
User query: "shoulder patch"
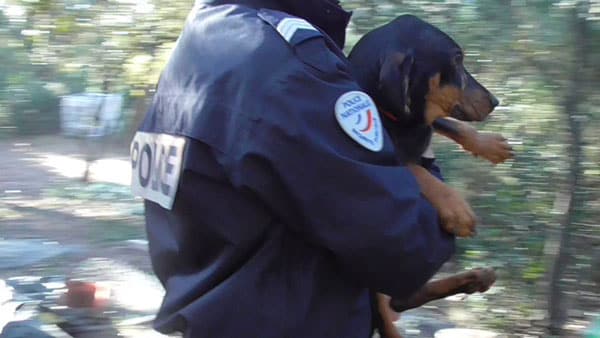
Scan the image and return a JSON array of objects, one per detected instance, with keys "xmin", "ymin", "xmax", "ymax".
[
  {"xmin": 258, "ymin": 9, "xmax": 322, "ymax": 45},
  {"xmin": 335, "ymin": 91, "xmax": 384, "ymax": 152},
  {"xmin": 130, "ymin": 132, "xmax": 186, "ymax": 210}
]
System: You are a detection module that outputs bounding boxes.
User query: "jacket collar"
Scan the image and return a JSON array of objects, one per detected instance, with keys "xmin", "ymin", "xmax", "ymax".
[{"xmin": 196, "ymin": 0, "xmax": 352, "ymax": 49}]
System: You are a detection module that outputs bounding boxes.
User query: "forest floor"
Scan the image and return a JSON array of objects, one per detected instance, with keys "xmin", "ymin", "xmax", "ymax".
[{"xmin": 0, "ymin": 134, "xmax": 596, "ymax": 338}]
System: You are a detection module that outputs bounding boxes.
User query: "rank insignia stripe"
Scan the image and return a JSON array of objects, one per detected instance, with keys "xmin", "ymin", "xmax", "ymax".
[{"xmin": 258, "ymin": 9, "xmax": 322, "ymax": 46}]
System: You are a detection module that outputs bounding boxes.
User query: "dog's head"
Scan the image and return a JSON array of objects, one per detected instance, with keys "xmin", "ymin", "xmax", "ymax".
[{"xmin": 349, "ymin": 15, "xmax": 498, "ymax": 125}]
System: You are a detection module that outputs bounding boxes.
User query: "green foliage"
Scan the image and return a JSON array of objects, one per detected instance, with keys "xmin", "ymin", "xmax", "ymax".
[
  {"xmin": 523, "ymin": 261, "xmax": 546, "ymax": 283},
  {"xmin": 343, "ymin": 0, "xmax": 600, "ymax": 333},
  {"xmin": 585, "ymin": 317, "xmax": 600, "ymax": 338},
  {"xmin": 59, "ymin": 71, "xmax": 87, "ymax": 93},
  {"xmin": 9, "ymin": 80, "xmax": 61, "ymax": 135},
  {"xmin": 1, "ymin": 0, "xmax": 600, "ymax": 333}
]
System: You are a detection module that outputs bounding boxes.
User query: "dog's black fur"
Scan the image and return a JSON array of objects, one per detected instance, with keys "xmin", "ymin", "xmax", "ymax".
[
  {"xmin": 348, "ymin": 15, "xmax": 499, "ymax": 163},
  {"xmin": 348, "ymin": 15, "xmax": 502, "ymax": 338}
]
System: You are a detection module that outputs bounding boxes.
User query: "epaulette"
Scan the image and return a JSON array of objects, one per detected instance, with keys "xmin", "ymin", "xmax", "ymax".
[{"xmin": 258, "ymin": 9, "xmax": 322, "ymax": 46}]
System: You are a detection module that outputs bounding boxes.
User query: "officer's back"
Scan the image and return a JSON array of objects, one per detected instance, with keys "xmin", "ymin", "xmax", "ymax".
[{"xmin": 131, "ymin": 1, "xmax": 455, "ymax": 337}]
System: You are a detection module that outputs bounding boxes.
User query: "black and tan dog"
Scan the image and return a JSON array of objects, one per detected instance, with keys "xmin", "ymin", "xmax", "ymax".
[
  {"xmin": 349, "ymin": 14, "xmax": 512, "ymax": 238},
  {"xmin": 348, "ymin": 15, "xmax": 510, "ymax": 337}
]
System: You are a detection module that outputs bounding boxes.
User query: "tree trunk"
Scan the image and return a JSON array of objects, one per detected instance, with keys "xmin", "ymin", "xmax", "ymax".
[{"xmin": 547, "ymin": 8, "xmax": 590, "ymax": 335}]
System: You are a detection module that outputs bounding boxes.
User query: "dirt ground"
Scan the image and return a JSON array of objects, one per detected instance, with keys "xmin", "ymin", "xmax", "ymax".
[
  {"xmin": 0, "ymin": 134, "xmax": 481, "ymax": 338},
  {"xmin": 0, "ymin": 134, "xmax": 152, "ymax": 274},
  {"xmin": 0, "ymin": 134, "xmax": 174, "ymax": 337},
  {"xmin": 1, "ymin": 134, "xmax": 596, "ymax": 338}
]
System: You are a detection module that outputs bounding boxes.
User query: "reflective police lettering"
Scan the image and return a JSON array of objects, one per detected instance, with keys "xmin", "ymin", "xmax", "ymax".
[
  {"xmin": 130, "ymin": 132, "xmax": 186, "ymax": 210},
  {"xmin": 334, "ymin": 91, "xmax": 384, "ymax": 152}
]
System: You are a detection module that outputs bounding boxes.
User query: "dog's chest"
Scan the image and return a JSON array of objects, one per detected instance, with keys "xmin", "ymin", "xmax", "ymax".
[{"xmin": 384, "ymin": 121, "xmax": 433, "ymax": 163}]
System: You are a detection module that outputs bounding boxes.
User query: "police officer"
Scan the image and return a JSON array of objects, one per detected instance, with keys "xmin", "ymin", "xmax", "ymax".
[{"xmin": 130, "ymin": 1, "xmax": 456, "ymax": 337}]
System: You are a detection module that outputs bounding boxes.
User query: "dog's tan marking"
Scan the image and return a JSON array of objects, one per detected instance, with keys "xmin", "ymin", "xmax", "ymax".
[{"xmin": 424, "ymin": 73, "xmax": 462, "ymax": 125}]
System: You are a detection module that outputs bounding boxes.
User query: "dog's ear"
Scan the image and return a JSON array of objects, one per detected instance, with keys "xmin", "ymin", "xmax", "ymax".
[{"xmin": 377, "ymin": 51, "xmax": 414, "ymax": 121}]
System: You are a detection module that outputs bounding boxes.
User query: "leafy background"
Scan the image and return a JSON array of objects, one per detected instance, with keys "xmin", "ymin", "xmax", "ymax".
[{"xmin": 0, "ymin": 0, "xmax": 599, "ymax": 336}]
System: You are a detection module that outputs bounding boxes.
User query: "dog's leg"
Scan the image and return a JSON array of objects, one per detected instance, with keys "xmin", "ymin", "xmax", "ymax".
[
  {"xmin": 407, "ymin": 164, "xmax": 476, "ymax": 237},
  {"xmin": 390, "ymin": 267, "xmax": 496, "ymax": 312},
  {"xmin": 432, "ymin": 117, "xmax": 513, "ymax": 164},
  {"xmin": 376, "ymin": 268, "xmax": 496, "ymax": 337},
  {"xmin": 375, "ymin": 293, "xmax": 403, "ymax": 338}
]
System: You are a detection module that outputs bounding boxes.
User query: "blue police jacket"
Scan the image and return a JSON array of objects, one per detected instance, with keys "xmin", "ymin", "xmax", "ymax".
[{"xmin": 131, "ymin": 1, "xmax": 455, "ymax": 337}]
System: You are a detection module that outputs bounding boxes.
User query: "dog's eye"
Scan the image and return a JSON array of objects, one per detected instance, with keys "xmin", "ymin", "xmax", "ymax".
[{"xmin": 454, "ymin": 52, "xmax": 464, "ymax": 65}]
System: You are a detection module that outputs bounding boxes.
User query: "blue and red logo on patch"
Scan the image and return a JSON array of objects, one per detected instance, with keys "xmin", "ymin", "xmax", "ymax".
[{"xmin": 335, "ymin": 91, "xmax": 383, "ymax": 152}]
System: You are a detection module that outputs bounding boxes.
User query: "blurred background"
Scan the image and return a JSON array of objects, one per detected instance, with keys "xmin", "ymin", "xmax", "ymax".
[{"xmin": 0, "ymin": 0, "xmax": 599, "ymax": 337}]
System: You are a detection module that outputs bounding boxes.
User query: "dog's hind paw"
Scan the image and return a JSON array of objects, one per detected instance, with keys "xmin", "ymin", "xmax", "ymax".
[{"xmin": 458, "ymin": 267, "xmax": 497, "ymax": 294}]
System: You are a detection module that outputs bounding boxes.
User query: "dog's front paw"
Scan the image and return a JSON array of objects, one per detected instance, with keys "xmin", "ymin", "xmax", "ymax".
[
  {"xmin": 431, "ymin": 187, "xmax": 477, "ymax": 238},
  {"xmin": 465, "ymin": 132, "xmax": 514, "ymax": 164}
]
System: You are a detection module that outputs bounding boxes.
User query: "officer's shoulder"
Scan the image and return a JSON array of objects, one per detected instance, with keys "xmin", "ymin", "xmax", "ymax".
[
  {"xmin": 256, "ymin": 9, "xmax": 323, "ymax": 47},
  {"xmin": 255, "ymin": 8, "xmax": 346, "ymax": 75}
]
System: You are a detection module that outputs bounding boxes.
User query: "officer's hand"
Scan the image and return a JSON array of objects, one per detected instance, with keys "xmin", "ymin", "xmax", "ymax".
[{"xmin": 428, "ymin": 184, "xmax": 477, "ymax": 237}]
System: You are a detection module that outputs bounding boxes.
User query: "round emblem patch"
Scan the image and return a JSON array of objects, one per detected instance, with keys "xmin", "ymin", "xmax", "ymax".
[{"xmin": 334, "ymin": 91, "xmax": 383, "ymax": 152}]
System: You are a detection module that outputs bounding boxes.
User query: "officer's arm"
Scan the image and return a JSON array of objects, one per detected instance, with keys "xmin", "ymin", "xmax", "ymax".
[{"xmin": 233, "ymin": 58, "xmax": 454, "ymax": 300}]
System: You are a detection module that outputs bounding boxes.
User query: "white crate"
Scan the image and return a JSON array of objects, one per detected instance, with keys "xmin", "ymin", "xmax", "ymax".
[{"xmin": 60, "ymin": 93, "xmax": 123, "ymax": 137}]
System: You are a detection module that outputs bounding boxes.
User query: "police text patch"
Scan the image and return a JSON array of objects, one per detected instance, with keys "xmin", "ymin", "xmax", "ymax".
[
  {"xmin": 130, "ymin": 132, "xmax": 186, "ymax": 210},
  {"xmin": 334, "ymin": 91, "xmax": 383, "ymax": 152}
]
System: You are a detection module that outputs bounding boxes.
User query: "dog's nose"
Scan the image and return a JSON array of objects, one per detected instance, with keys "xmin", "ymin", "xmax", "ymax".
[{"xmin": 489, "ymin": 94, "xmax": 500, "ymax": 108}]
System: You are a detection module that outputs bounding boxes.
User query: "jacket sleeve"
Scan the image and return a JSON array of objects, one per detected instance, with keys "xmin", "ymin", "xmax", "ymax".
[{"xmin": 228, "ymin": 54, "xmax": 454, "ymax": 299}]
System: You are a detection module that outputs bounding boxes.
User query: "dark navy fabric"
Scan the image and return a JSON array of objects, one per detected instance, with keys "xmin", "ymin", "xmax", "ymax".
[
  {"xmin": 257, "ymin": 9, "xmax": 323, "ymax": 46},
  {"xmin": 197, "ymin": 0, "xmax": 352, "ymax": 48},
  {"xmin": 139, "ymin": 3, "xmax": 454, "ymax": 337}
]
